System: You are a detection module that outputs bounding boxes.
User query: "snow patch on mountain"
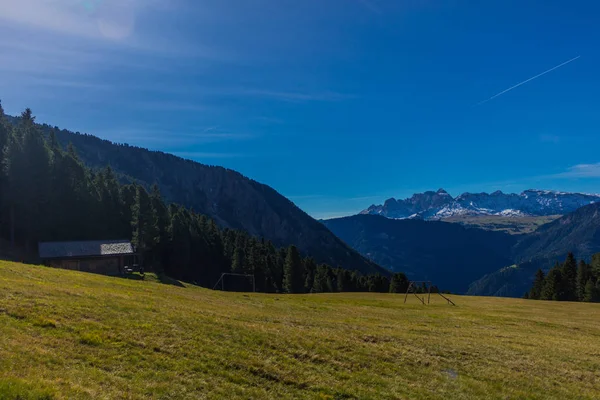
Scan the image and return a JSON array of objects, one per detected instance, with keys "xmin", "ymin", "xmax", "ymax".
[{"xmin": 361, "ymin": 189, "xmax": 600, "ymax": 220}]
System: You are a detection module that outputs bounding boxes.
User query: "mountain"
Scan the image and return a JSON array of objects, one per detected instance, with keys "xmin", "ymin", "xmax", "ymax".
[
  {"xmin": 8, "ymin": 117, "xmax": 385, "ymax": 276},
  {"xmin": 326, "ymin": 203, "xmax": 600, "ymax": 296},
  {"xmin": 323, "ymin": 214, "xmax": 516, "ymax": 293},
  {"xmin": 362, "ymin": 189, "xmax": 600, "ymax": 220},
  {"xmin": 512, "ymin": 202, "xmax": 600, "ymax": 263},
  {"xmin": 469, "ymin": 203, "xmax": 600, "ymax": 297}
]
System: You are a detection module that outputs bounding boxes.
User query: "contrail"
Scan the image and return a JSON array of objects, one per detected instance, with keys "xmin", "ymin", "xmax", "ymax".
[{"xmin": 475, "ymin": 55, "xmax": 580, "ymax": 106}]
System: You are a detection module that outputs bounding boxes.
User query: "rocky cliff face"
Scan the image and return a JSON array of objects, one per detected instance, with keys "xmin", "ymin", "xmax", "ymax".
[{"xmin": 362, "ymin": 189, "xmax": 600, "ymax": 220}]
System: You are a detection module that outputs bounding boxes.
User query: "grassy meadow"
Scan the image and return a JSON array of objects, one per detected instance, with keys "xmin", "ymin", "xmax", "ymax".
[
  {"xmin": 441, "ymin": 215, "xmax": 561, "ymax": 234},
  {"xmin": 0, "ymin": 261, "xmax": 599, "ymax": 399}
]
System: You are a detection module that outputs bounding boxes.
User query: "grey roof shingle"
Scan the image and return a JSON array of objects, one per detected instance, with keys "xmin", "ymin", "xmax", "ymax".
[{"xmin": 38, "ymin": 240, "xmax": 134, "ymax": 259}]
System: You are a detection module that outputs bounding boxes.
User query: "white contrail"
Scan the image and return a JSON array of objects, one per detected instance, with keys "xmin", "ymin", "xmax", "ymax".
[{"xmin": 475, "ymin": 55, "xmax": 580, "ymax": 106}]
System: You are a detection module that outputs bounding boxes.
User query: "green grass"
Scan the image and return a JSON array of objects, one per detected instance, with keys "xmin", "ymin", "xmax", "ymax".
[
  {"xmin": 442, "ymin": 215, "xmax": 561, "ymax": 234},
  {"xmin": 1, "ymin": 261, "xmax": 599, "ymax": 399}
]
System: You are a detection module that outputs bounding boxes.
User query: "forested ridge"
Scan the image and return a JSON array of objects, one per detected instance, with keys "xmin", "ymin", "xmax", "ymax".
[
  {"xmin": 4, "ymin": 113, "xmax": 384, "ymax": 276},
  {"xmin": 526, "ymin": 252, "xmax": 600, "ymax": 302},
  {"xmin": 0, "ymin": 104, "xmax": 401, "ymax": 294}
]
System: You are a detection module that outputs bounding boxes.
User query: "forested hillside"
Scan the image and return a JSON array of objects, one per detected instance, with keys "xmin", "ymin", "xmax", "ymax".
[
  {"xmin": 525, "ymin": 253, "xmax": 600, "ymax": 302},
  {"xmin": 469, "ymin": 203, "xmax": 600, "ymax": 297},
  {"xmin": 3, "ymin": 115, "xmax": 381, "ymax": 275},
  {"xmin": 323, "ymin": 214, "xmax": 517, "ymax": 293},
  {"xmin": 512, "ymin": 202, "xmax": 600, "ymax": 263},
  {"xmin": 0, "ymin": 104, "xmax": 394, "ymax": 293}
]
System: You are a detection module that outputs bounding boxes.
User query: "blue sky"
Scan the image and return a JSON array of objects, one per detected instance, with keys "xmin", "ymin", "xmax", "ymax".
[{"xmin": 1, "ymin": 0, "xmax": 600, "ymax": 219}]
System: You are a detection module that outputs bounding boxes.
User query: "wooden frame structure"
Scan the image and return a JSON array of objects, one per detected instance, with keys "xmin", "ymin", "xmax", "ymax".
[
  {"xmin": 213, "ymin": 273, "xmax": 256, "ymax": 292},
  {"xmin": 404, "ymin": 280, "xmax": 456, "ymax": 306}
]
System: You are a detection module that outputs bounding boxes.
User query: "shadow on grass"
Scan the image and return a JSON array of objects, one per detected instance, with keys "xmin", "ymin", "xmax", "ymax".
[
  {"xmin": 122, "ymin": 273, "xmax": 144, "ymax": 281},
  {"xmin": 122, "ymin": 272, "xmax": 185, "ymax": 288},
  {"xmin": 157, "ymin": 274, "xmax": 185, "ymax": 288}
]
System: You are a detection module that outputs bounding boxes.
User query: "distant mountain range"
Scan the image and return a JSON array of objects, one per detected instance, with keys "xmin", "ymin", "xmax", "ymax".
[
  {"xmin": 325, "ymin": 202, "xmax": 600, "ymax": 296},
  {"xmin": 362, "ymin": 189, "xmax": 600, "ymax": 220}
]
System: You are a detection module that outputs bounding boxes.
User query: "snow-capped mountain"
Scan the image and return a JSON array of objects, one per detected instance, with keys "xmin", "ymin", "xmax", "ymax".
[{"xmin": 361, "ymin": 189, "xmax": 600, "ymax": 220}]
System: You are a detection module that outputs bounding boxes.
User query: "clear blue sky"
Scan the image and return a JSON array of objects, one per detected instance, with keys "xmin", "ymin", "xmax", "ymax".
[{"xmin": 1, "ymin": 0, "xmax": 600, "ymax": 218}]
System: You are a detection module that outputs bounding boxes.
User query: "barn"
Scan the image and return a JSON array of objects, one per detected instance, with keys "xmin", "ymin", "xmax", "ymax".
[{"xmin": 38, "ymin": 240, "xmax": 136, "ymax": 276}]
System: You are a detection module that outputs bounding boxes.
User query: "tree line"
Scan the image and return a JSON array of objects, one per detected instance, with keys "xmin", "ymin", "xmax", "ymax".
[
  {"xmin": 0, "ymin": 104, "xmax": 410, "ymax": 294},
  {"xmin": 525, "ymin": 252, "xmax": 600, "ymax": 302}
]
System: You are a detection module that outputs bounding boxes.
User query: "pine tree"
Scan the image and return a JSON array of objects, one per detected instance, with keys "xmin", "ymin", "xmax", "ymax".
[
  {"xmin": 560, "ymin": 253, "xmax": 577, "ymax": 301},
  {"xmin": 583, "ymin": 279, "xmax": 598, "ymax": 302},
  {"xmin": 0, "ymin": 100, "xmax": 8, "ymax": 163},
  {"xmin": 336, "ymin": 268, "xmax": 346, "ymax": 292},
  {"xmin": 131, "ymin": 185, "xmax": 159, "ymax": 269},
  {"xmin": 389, "ymin": 272, "xmax": 409, "ymax": 293},
  {"xmin": 592, "ymin": 254, "xmax": 600, "ymax": 280},
  {"xmin": 540, "ymin": 268, "xmax": 562, "ymax": 301},
  {"xmin": 576, "ymin": 260, "xmax": 590, "ymax": 301},
  {"xmin": 283, "ymin": 245, "xmax": 303, "ymax": 293},
  {"xmin": 326, "ymin": 271, "xmax": 334, "ymax": 293},
  {"xmin": 3, "ymin": 110, "xmax": 51, "ymax": 248},
  {"xmin": 168, "ymin": 208, "xmax": 192, "ymax": 279},
  {"xmin": 304, "ymin": 257, "xmax": 316, "ymax": 293},
  {"xmin": 231, "ymin": 235, "xmax": 246, "ymax": 272},
  {"xmin": 0, "ymin": 103, "xmax": 11, "ymax": 244},
  {"xmin": 48, "ymin": 130, "xmax": 59, "ymax": 152},
  {"xmin": 350, "ymin": 271, "xmax": 361, "ymax": 292},
  {"xmin": 312, "ymin": 264, "xmax": 330, "ymax": 293},
  {"xmin": 528, "ymin": 269, "xmax": 545, "ymax": 300}
]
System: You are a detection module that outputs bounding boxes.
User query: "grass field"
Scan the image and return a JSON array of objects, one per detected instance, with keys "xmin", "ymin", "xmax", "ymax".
[
  {"xmin": 1, "ymin": 261, "xmax": 599, "ymax": 399},
  {"xmin": 441, "ymin": 215, "xmax": 561, "ymax": 234}
]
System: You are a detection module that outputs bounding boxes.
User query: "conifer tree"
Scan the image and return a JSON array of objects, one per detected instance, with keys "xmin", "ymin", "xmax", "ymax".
[
  {"xmin": 231, "ymin": 235, "xmax": 246, "ymax": 272},
  {"xmin": 592, "ymin": 254, "xmax": 600, "ymax": 280},
  {"xmin": 560, "ymin": 253, "xmax": 578, "ymax": 301},
  {"xmin": 336, "ymin": 268, "xmax": 346, "ymax": 292},
  {"xmin": 168, "ymin": 208, "xmax": 192, "ymax": 279},
  {"xmin": 389, "ymin": 272, "xmax": 409, "ymax": 293},
  {"xmin": 303, "ymin": 257, "xmax": 316, "ymax": 293},
  {"xmin": 312, "ymin": 264, "xmax": 330, "ymax": 293},
  {"xmin": 283, "ymin": 245, "xmax": 303, "ymax": 293},
  {"xmin": 131, "ymin": 185, "xmax": 159, "ymax": 268},
  {"xmin": 583, "ymin": 279, "xmax": 598, "ymax": 302},
  {"xmin": 540, "ymin": 268, "xmax": 562, "ymax": 301},
  {"xmin": 576, "ymin": 260, "xmax": 591, "ymax": 301},
  {"xmin": 528, "ymin": 269, "xmax": 545, "ymax": 300}
]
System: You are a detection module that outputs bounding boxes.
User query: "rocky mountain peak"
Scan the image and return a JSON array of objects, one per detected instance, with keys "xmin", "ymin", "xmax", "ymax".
[{"xmin": 362, "ymin": 189, "xmax": 600, "ymax": 220}]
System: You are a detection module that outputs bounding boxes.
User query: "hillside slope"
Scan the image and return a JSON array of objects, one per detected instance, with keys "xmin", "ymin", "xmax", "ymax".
[
  {"xmin": 512, "ymin": 203, "xmax": 600, "ymax": 263},
  {"xmin": 323, "ymin": 214, "xmax": 517, "ymax": 293},
  {"xmin": 440, "ymin": 214, "xmax": 560, "ymax": 235},
  {"xmin": 469, "ymin": 203, "xmax": 600, "ymax": 297},
  {"xmin": 1, "ymin": 261, "xmax": 599, "ymax": 399},
  {"xmin": 7, "ymin": 117, "xmax": 383, "ymax": 275}
]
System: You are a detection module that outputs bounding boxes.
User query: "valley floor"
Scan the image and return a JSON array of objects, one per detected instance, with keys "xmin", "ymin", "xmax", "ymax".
[{"xmin": 0, "ymin": 261, "xmax": 599, "ymax": 399}]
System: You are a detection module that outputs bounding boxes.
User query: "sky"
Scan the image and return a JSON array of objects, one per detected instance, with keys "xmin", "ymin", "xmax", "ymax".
[{"xmin": 1, "ymin": 0, "xmax": 600, "ymax": 219}]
